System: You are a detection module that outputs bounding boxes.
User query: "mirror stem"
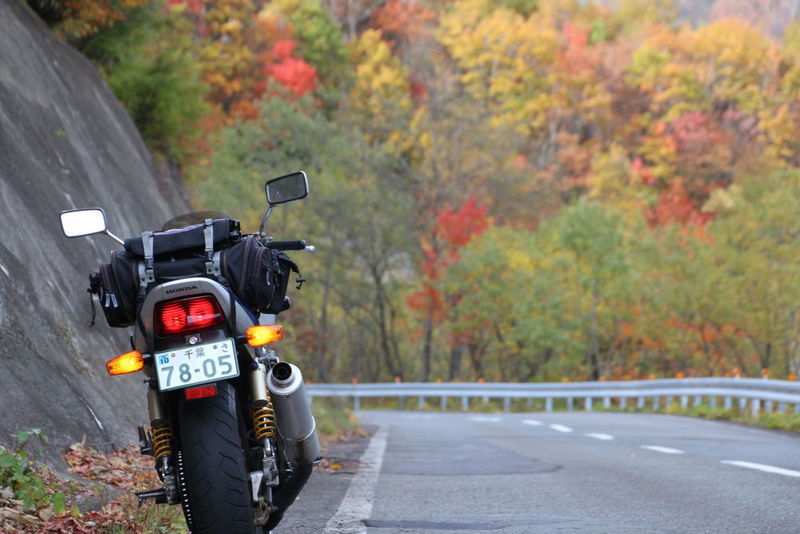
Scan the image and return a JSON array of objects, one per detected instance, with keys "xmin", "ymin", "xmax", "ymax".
[
  {"xmin": 105, "ymin": 230, "xmax": 124, "ymax": 245},
  {"xmin": 258, "ymin": 206, "xmax": 273, "ymax": 236}
]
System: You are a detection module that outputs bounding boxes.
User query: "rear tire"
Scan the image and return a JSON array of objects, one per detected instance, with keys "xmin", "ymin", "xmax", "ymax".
[{"xmin": 178, "ymin": 381, "xmax": 258, "ymax": 534}]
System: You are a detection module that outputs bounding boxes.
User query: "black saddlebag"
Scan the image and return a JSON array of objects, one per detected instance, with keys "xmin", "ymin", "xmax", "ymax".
[
  {"xmin": 89, "ymin": 250, "xmax": 140, "ymax": 327},
  {"xmin": 220, "ymin": 235, "xmax": 300, "ymax": 315}
]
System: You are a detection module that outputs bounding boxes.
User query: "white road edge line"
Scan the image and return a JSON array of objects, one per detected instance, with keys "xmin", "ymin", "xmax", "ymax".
[
  {"xmin": 522, "ymin": 419, "xmax": 543, "ymax": 426},
  {"xmin": 641, "ymin": 445, "xmax": 684, "ymax": 454},
  {"xmin": 721, "ymin": 460, "xmax": 800, "ymax": 478},
  {"xmin": 470, "ymin": 416, "xmax": 502, "ymax": 422},
  {"xmin": 323, "ymin": 424, "xmax": 389, "ymax": 534},
  {"xmin": 585, "ymin": 433, "xmax": 614, "ymax": 441},
  {"xmin": 549, "ymin": 424, "xmax": 573, "ymax": 433}
]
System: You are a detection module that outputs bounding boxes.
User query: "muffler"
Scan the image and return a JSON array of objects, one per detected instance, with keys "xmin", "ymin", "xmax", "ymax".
[{"xmin": 266, "ymin": 362, "xmax": 320, "ymax": 465}]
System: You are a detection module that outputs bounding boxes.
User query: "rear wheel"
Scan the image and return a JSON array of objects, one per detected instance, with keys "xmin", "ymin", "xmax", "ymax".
[{"xmin": 178, "ymin": 381, "xmax": 260, "ymax": 534}]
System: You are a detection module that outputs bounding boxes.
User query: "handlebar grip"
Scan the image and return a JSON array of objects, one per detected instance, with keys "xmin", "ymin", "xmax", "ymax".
[{"xmin": 267, "ymin": 240, "xmax": 307, "ymax": 251}]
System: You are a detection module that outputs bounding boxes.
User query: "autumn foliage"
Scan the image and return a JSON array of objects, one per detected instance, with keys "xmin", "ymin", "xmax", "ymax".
[
  {"xmin": 30, "ymin": 0, "xmax": 800, "ymax": 382},
  {"xmin": 265, "ymin": 40, "xmax": 318, "ymax": 96}
]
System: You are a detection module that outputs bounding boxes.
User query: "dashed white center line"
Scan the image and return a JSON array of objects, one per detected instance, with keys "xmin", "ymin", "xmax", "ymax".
[
  {"xmin": 549, "ymin": 424, "xmax": 573, "ymax": 433},
  {"xmin": 721, "ymin": 460, "xmax": 800, "ymax": 478},
  {"xmin": 522, "ymin": 419, "xmax": 543, "ymax": 426},
  {"xmin": 469, "ymin": 416, "xmax": 501, "ymax": 423},
  {"xmin": 641, "ymin": 445, "xmax": 684, "ymax": 454},
  {"xmin": 585, "ymin": 433, "xmax": 614, "ymax": 441}
]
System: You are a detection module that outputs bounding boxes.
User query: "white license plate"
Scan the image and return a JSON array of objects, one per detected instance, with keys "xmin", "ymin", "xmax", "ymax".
[{"xmin": 154, "ymin": 339, "xmax": 239, "ymax": 391}]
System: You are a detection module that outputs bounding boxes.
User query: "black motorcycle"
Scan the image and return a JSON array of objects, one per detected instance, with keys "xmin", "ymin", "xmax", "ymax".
[{"xmin": 59, "ymin": 171, "xmax": 319, "ymax": 533}]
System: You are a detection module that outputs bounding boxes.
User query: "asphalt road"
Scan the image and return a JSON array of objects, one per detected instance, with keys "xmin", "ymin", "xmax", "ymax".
[{"xmin": 280, "ymin": 411, "xmax": 800, "ymax": 534}]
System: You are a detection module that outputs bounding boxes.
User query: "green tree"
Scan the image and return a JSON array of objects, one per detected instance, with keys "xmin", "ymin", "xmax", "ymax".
[{"xmin": 82, "ymin": 2, "xmax": 207, "ymax": 163}]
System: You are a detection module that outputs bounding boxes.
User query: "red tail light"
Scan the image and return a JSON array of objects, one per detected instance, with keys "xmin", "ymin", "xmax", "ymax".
[{"xmin": 156, "ymin": 295, "xmax": 224, "ymax": 336}]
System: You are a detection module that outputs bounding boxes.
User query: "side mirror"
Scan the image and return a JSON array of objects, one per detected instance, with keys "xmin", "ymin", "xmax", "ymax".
[
  {"xmin": 265, "ymin": 171, "xmax": 309, "ymax": 206},
  {"xmin": 60, "ymin": 208, "xmax": 108, "ymax": 238}
]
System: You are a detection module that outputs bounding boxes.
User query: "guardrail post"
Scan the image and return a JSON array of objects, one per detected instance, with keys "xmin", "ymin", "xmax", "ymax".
[
  {"xmin": 751, "ymin": 399, "xmax": 761, "ymax": 417},
  {"xmin": 504, "ymin": 397, "xmax": 511, "ymax": 412},
  {"xmin": 652, "ymin": 396, "xmax": 660, "ymax": 411},
  {"xmin": 795, "ymin": 403, "xmax": 800, "ymax": 414},
  {"xmin": 440, "ymin": 396, "xmax": 447, "ymax": 411},
  {"xmin": 681, "ymin": 395, "xmax": 688, "ymax": 409},
  {"xmin": 694, "ymin": 395, "xmax": 702, "ymax": 407},
  {"xmin": 418, "ymin": 396, "xmax": 426, "ymax": 409},
  {"xmin": 545, "ymin": 397, "xmax": 553, "ymax": 412},
  {"xmin": 585, "ymin": 397, "xmax": 592, "ymax": 411},
  {"xmin": 637, "ymin": 396, "xmax": 645, "ymax": 409},
  {"xmin": 354, "ymin": 396, "xmax": 361, "ymax": 411},
  {"xmin": 603, "ymin": 397, "xmax": 611, "ymax": 409},
  {"xmin": 462, "ymin": 396, "xmax": 469, "ymax": 411},
  {"xmin": 765, "ymin": 400, "xmax": 773, "ymax": 412},
  {"xmin": 620, "ymin": 397, "xmax": 627, "ymax": 410},
  {"xmin": 724, "ymin": 397, "xmax": 732, "ymax": 410},
  {"xmin": 739, "ymin": 398, "xmax": 746, "ymax": 413},
  {"xmin": 567, "ymin": 397, "xmax": 574, "ymax": 411},
  {"xmin": 666, "ymin": 396, "xmax": 674, "ymax": 408},
  {"xmin": 779, "ymin": 402, "xmax": 787, "ymax": 414},
  {"xmin": 709, "ymin": 396, "xmax": 717, "ymax": 409}
]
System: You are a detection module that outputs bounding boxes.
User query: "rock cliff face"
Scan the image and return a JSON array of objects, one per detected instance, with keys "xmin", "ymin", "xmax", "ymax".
[{"xmin": 0, "ymin": 1, "xmax": 189, "ymax": 457}]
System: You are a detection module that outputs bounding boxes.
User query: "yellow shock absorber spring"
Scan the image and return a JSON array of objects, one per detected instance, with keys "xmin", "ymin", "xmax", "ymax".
[
  {"xmin": 151, "ymin": 422, "xmax": 174, "ymax": 460},
  {"xmin": 253, "ymin": 396, "xmax": 277, "ymax": 442}
]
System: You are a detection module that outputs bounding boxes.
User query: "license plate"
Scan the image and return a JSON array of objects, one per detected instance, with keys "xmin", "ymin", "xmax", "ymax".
[{"xmin": 154, "ymin": 339, "xmax": 239, "ymax": 391}]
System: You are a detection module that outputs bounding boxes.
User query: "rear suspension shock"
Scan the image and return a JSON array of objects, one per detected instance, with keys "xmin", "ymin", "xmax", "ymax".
[
  {"xmin": 253, "ymin": 396, "xmax": 277, "ymax": 441},
  {"xmin": 151, "ymin": 421, "xmax": 174, "ymax": 460}
]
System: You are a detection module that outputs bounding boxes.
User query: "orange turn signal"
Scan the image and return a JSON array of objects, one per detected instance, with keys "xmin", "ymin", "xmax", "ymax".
[
  {"xmin": 246, "ymin": 325, "xmax": 284, "ymax": 347},
  {"xmin": 106, "ymin": 350, "xmax": 144, "ymax": 376}
]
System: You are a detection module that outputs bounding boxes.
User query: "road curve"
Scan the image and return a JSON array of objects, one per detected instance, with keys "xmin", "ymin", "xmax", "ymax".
[{"xmin": 282, "ymin": 411, "xmax": 800, "ymax": 534}]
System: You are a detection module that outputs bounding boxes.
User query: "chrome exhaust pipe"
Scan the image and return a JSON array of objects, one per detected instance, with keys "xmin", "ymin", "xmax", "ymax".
[{"xmin": 266, "ymin": 362, "xmax": 320, "ymax": 465}]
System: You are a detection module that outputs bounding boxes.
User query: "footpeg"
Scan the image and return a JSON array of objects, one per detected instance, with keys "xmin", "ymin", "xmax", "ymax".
[{"xmin": 136, "ymin": 487, "xmax": 168, "ymax": 504}]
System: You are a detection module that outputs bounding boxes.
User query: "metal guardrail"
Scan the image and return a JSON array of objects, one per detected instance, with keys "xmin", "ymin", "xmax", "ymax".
[{"xmin": 306, "ymin": 378, "xmax": 800, "ymax": 416}]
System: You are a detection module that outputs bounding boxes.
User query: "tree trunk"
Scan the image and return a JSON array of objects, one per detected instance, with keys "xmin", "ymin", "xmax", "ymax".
[
  {"xmin": 421, "ymin": 316, "xmax": 433, "ymax": 381},
  {"xmin": 314, "ymin": 261, "xmax": 333, "ymax": 382},
  {"xmin": 448, "ymin": 343, "xmax": 464, "ymax": 381}
]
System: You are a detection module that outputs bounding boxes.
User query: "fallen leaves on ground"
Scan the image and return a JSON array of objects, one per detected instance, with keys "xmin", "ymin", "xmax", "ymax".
[
  {"xmin": 315, "ymin": 428, "xmax": 369, "ymax": 474},
  {"xmin": 64, "ymin": 442, "xmax": 156, "ymax": 490}
]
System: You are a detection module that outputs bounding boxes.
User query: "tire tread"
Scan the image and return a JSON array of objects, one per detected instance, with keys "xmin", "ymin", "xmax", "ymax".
[{"xmin": 179, "ymin": 381, "xmax": 254, "ymax": 534}]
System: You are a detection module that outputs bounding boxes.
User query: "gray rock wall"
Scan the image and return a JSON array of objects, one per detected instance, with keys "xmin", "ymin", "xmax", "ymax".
[{"xmin": 0, "ymin": 1, "xmax": 189, "ymax": 457}]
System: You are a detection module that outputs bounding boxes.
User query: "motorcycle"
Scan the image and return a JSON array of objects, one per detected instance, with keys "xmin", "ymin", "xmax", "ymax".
[{"xmin": 59, "ymin": 171, "xmax": 319, "ymax": 534}]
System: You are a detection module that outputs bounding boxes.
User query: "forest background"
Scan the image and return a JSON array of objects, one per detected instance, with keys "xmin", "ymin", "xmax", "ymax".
[{"xmin": 26, "ymin": 0, "xmax": 800, "ymax": 384}]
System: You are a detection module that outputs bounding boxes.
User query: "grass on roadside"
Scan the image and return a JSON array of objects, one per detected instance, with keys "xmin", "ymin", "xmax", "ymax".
[
  {"xmin": 664, "ymin": 402, "xmax": 800, "ymax": 432},
  {"xmin": 312, "ymin": 396, "xmax": 362, "ymax": 439},
  {"xmin": 0, "ymin": 430, "xmax": 185, "ymax": 534}
]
